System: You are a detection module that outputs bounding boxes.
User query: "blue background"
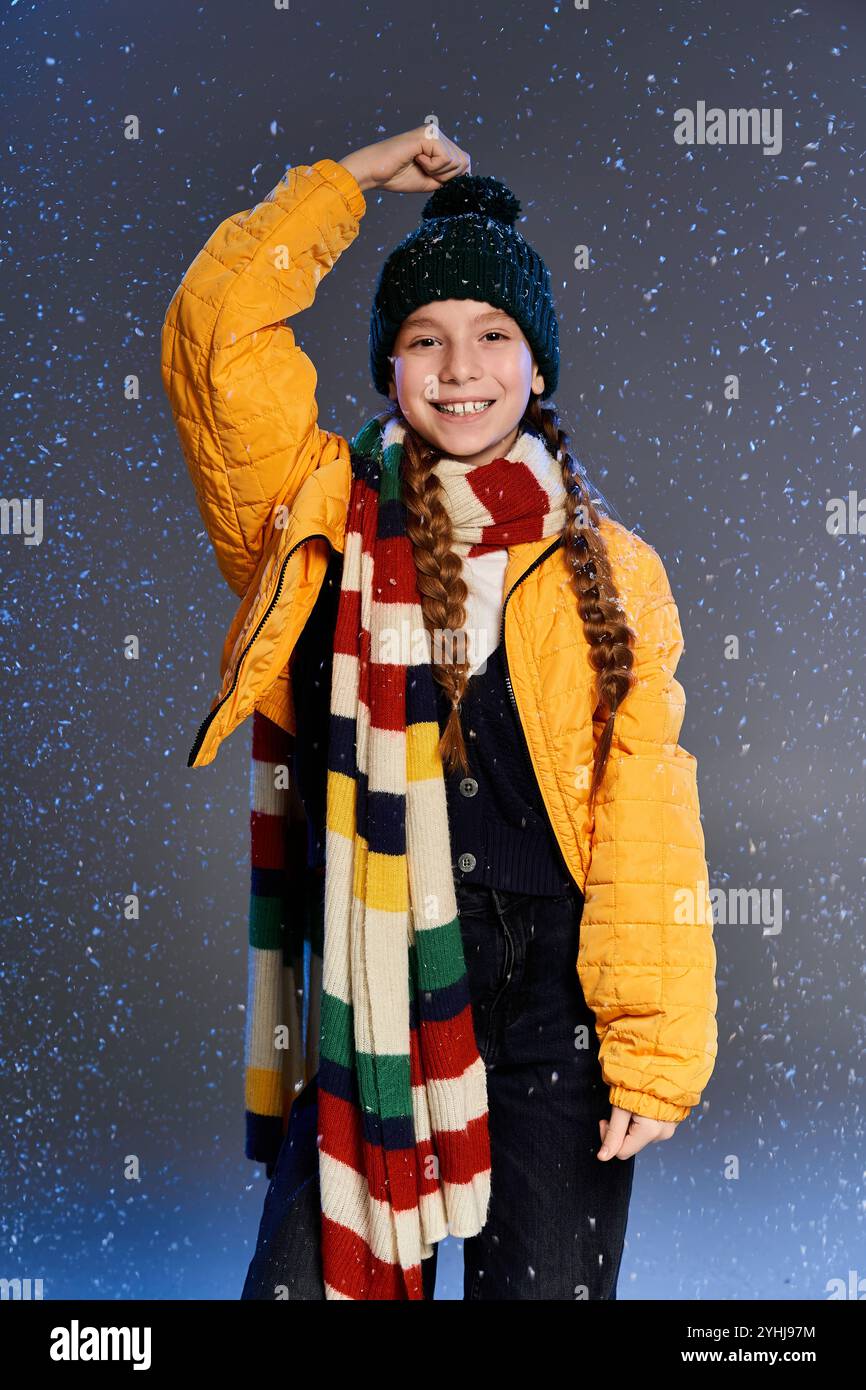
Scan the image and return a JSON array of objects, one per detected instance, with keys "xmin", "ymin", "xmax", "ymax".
[{"xmin": 1, "ymin": 0, "xmax": 864, "ymax": 1299}]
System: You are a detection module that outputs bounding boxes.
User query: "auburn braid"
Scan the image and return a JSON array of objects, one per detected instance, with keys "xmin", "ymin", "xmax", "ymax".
[
  {"xmin": 523, "ymin": 393, "xmax": 637, "ymax": 811},
  {"xmin": 394, "ymin": 394, "xmax": 637, "ymax": 814}
]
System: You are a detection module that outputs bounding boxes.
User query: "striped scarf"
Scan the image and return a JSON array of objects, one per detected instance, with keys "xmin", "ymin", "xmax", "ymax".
[{"xmin": 246, "ymin": 410, "xmax": 567, "ymax": 1300}]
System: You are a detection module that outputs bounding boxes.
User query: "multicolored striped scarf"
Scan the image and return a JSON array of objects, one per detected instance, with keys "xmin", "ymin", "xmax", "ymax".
[{"xmin": 246, "ymin": 410, "xmax": 567, "ymax": 1299}]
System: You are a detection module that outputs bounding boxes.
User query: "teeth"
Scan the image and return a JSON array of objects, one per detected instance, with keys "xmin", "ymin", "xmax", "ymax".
[{"xmin": 433, "ymin": 400, "xmax": 494, "ymax": 415}]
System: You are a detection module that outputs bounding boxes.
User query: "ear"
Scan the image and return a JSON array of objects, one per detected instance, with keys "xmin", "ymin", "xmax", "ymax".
[{"xmin": 530, "ymin": 355, "xmax": 545, "ymax": 398}]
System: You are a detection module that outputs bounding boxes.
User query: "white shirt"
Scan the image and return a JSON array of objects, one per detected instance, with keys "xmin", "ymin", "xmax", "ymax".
[{"xmin": 461, "ymin": 549, "xmax": 508, "ymax": 677}]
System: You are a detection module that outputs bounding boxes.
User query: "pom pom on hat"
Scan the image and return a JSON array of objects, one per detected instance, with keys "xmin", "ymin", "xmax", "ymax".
[{"xmin": 421, "ymin": 175, "xmax": 522, "ymax": 229}]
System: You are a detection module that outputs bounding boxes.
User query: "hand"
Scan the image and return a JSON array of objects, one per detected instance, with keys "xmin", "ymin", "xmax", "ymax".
[
  {"xmin": 597, "ymin": 1105, "xmax": 677, "ymax": 1160},
  {"xmin": 339, "ymin": 123, "xmax": 471, "ymax": 195}
]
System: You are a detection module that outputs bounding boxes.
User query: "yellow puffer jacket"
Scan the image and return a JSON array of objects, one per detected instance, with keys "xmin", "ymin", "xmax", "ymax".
[{"xmin": 161, "ymin": 158, "xmax": 718, "ymax": 1125}]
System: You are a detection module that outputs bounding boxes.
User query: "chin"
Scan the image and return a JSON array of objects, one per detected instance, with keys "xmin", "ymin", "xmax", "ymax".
[{"xmin": 427, "ymin": 426, "xmax": 502, "ymax": 455}]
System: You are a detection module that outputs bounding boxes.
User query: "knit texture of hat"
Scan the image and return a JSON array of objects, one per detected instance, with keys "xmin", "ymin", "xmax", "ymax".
[{"xmin": 368, "ymin": 174, "xmax": 560, "ymax": 400}]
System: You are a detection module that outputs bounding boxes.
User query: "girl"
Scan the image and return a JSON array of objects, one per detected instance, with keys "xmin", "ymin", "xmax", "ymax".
[{"xmin": 161, "ymin": 125, "xmax": 718, "ymax": 1301}]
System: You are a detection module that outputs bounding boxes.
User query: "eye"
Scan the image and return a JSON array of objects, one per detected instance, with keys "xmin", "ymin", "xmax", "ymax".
[
  {"xmin": 483, "ymin": 331, "xmax": 508, "ymax": 342},
  {"xmin": 408, "ymin": 336, "xmax": 439, "ymax": 348}
]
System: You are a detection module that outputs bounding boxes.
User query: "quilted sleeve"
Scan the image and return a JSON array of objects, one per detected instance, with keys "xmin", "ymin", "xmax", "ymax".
[
  {"xmin": 160, "ymin": 158, "xmax": 366, "ymax": 597},
  {"xmin": 577, "ymin": 544, "xmax": 718, "ymax": 1124}
]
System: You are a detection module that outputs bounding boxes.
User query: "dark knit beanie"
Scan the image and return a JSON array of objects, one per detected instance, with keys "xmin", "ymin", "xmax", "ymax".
[{"xmin": 369, "ymin": 174, "xmax": 560, "ymax": 400}]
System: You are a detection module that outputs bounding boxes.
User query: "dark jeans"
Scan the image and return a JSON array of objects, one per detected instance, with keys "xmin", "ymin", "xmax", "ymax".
[{"xmin": 241, "ymin": 882, "xmax": 635, "ymax": 1301}]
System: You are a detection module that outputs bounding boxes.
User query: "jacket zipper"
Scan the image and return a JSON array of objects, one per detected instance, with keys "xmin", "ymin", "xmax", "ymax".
[
  {"xmin": 497, "ymin": 535, "xmax": 582, "ymax": 893},
  {"xmin": 187, "ymin": 531, "xmax": 331, "ymax": 768},
  {"xmin": 499, "ymin": 536, "xmax": 564, "ymax": 721}
]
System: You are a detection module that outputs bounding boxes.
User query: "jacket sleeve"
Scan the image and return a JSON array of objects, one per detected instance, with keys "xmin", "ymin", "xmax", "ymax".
[
  {"xmin": 578, "ymin": 543, "xmax": 718, "ymax": 1124},
  {"xmin": 160, "ymin": 158, "xmax": 366, "ymax": 597}
]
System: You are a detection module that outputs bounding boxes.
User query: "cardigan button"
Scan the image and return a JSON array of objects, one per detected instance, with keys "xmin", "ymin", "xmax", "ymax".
[
  {"xmin": 458, "ymin": 852, "xmax": 476, "ymax": 873},
  {"xmin": 459, "ymin": 777, "xmax": 479, "ymax": 798}
]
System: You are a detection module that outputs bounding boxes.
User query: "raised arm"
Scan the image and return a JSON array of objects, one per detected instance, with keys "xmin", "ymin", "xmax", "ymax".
[
  {"xmin": 578, "ymin": 534, "xmax": 719, "ymax": 1124},
  {"xmin": 160, "ymin": 158, "xmax": 367, "ymax": 597}
]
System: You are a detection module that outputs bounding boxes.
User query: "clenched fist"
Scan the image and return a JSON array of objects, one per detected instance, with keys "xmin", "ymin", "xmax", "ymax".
[{"xmin": 339, "ymin": 124, "xmax": 471, "ymax": 194}]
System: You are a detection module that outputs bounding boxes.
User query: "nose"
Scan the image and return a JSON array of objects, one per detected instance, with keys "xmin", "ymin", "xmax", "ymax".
[{"xmin": 439, "ymin": 339, "xmax": 484, "ymax": 387}]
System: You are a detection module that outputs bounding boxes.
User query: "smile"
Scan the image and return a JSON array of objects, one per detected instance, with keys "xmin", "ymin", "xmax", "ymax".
[{"xmin": 432, "ymin": 400, "xmax": 495, "ymax": 417}]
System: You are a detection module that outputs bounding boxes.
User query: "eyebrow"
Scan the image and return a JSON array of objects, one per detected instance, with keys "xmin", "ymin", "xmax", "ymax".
[{"xmin": 401, "ymin": 309, "xmax": 512, "ymax": 331}]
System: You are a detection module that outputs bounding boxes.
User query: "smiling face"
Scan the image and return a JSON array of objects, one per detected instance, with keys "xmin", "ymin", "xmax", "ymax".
[{"xmin": 387, "ymin": 299, "xmax": 545, "ymax": 467}]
